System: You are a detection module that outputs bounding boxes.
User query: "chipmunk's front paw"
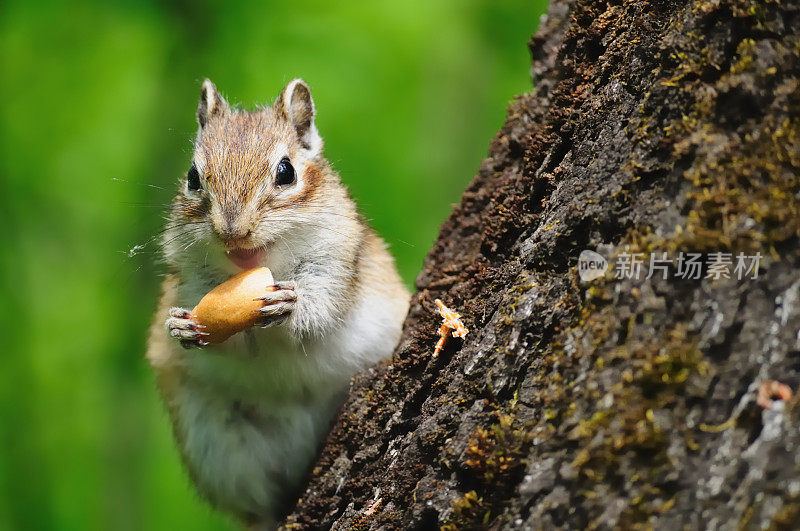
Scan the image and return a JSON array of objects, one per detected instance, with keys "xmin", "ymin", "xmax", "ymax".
[
  {"xmin": 166, "ymin": 307, "xmax": 208, "ymax": 349},
  {"xmin": 256, "ymin": 281, "xmax": 297, "ymax": 327}
]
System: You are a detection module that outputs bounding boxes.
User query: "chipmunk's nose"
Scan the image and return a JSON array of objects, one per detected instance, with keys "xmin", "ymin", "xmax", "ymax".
[
  {"xmin": 216, "ymin": 226, "xmax": 252, "ymax": 244},
  {"xmin": 213, "ymin": 213, "xmax": 253, "ymax": 246}
]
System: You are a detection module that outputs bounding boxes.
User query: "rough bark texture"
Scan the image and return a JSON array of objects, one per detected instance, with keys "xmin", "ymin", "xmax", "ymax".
[{"xmin": 283, "ymin": 0, "xmax": 800, "ymax": 528}]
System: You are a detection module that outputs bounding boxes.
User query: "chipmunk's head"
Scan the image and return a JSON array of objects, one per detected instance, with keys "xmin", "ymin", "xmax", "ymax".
[{"xmin": 167, "ymin": 78, "xmax": 335, "ymax": 270}]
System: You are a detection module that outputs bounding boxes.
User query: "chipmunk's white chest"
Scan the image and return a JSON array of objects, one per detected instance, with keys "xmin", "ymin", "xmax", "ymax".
[
  {"xmin": 171, "ymin": 328, "xmax": 347, "ymax": 520},
  {"xmin": 162, "ymin": 248, "xmax": 406, "ymax": 522}
]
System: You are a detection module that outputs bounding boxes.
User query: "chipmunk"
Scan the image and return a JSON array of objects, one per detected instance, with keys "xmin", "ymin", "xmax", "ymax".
[{"xmin": 146, "ymin": 78, "xmax": 410, "ymax": 529}]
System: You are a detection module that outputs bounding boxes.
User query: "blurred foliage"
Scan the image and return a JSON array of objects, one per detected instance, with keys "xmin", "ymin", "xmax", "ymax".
[{"xmin": 0, "ymin": 0, "xmax": 546, "ymax": 529}]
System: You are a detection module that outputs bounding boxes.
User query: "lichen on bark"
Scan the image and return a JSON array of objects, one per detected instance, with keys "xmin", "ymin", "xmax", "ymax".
[{"xmin": 282, "ymin": 0, "xmax": 800, "ymax": 528}]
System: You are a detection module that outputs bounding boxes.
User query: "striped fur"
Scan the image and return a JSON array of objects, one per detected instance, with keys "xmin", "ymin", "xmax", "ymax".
[{"xmin": 147, "ymin": 79, "xmax": 409, "ymax": 528}]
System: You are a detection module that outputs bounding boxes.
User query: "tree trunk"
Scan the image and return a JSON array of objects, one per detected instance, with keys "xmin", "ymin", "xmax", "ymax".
[{"xmin": 283, "ymin": 0, "xmax": 800, "ymax": 528}]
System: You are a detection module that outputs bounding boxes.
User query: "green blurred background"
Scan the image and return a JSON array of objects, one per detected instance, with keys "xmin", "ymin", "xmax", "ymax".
[{"xmin": 0, "ymin": 0, "xmax": 547, "ymax": 529}]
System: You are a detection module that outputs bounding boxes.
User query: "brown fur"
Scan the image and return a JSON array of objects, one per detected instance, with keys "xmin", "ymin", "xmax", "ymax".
[
  {"xmin": 197, "ymin": 111, "xmax": 292, "ymax": 207},
  {"xmin": 148, "ymin": 79, "xmax": 410, "ymax": 526}
]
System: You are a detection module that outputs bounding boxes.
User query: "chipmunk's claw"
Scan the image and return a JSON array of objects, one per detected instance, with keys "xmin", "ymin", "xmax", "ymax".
[
  {"xmin": 271, "ymin": 281, "xmax": 296, "ymax": 291},
  {"xmin": 257, "ymin": 282, "xmax": 297, "ymax": 327},
  {"xmin": 181, "ymin": 338, "xmax": 208, "ymax": 349},
  {"xmin": 169, "ymin": 307, "xmax": 194, "ymax": 319},
  {"xmin": 167, "ymin": 307, "xmax": 206, "ymax": 348}
]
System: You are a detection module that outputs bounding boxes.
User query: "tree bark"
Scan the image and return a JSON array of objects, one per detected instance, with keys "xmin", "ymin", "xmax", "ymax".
[{"xmin": 283, "ymin": 0, "xmax": 800, "ymax": 528}]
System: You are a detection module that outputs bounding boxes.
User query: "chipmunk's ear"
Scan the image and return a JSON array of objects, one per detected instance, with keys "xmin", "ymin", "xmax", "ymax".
[
  {"xmin": 197, "ymin": 79, "xmax": 229, "ymax": 129},
  {"xmin": 275, "ymin": 79, "xmax": 322, "ymax": 154}
]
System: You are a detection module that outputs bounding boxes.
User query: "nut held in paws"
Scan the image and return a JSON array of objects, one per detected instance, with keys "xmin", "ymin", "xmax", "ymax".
[{"xmin": 192, "ymin": 267, "xmax": 275, "ymax": 344}]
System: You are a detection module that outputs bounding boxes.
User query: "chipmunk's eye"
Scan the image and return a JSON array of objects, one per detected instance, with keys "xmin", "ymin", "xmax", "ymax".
[
  {"xmin": 187, "ymin": 165, "xmax": 202, "ymax": 192},
  {"xmin": 275, "ymin": 157, "xmax": 296, "ymax": 187}
]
